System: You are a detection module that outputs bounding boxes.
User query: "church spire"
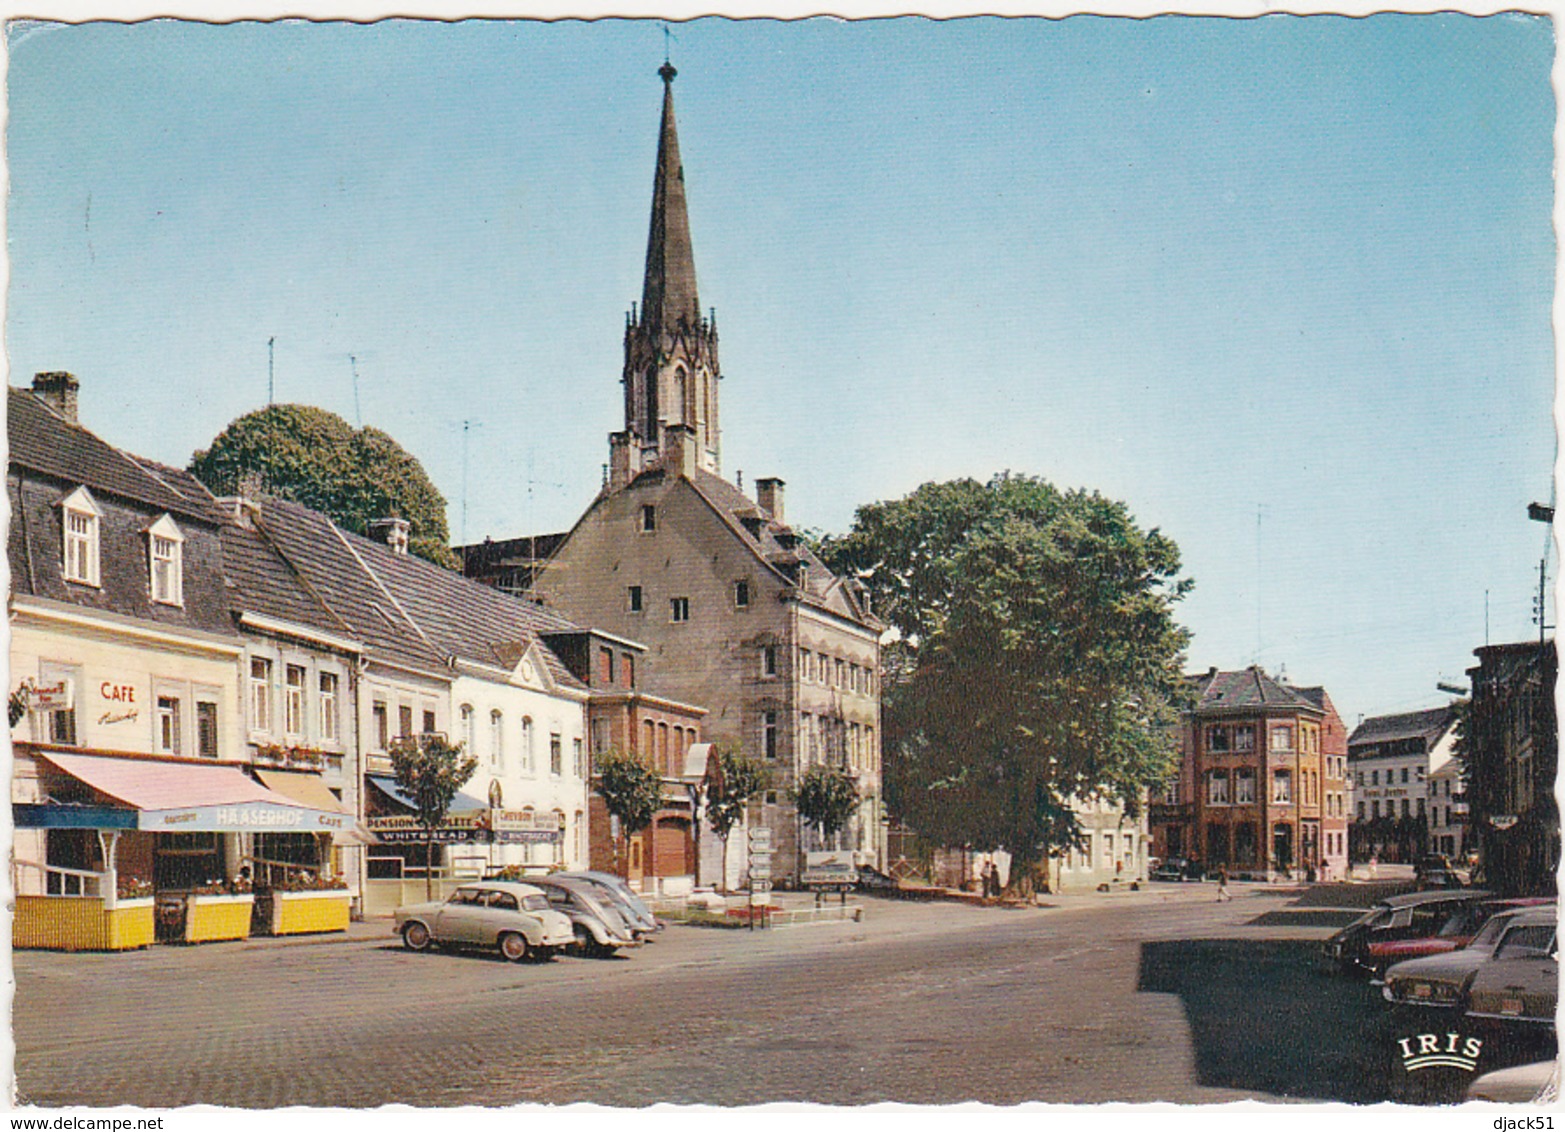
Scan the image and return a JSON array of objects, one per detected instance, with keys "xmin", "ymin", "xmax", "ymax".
[
  {"xmin": 610, "ymin": 62, "xmax": 722, "ymax": 489},
  {"xmin": 641, "ymin": 62, "xmax": 700, "ymax": 334}
]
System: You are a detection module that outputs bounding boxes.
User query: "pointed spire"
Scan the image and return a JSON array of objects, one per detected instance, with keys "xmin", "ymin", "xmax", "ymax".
[{"xmin": 641, "ymin": 62, "xmax": 699, "ymax": 334}]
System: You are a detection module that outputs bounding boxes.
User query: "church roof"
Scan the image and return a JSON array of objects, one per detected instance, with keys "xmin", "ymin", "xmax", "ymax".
[{"xmin": 639, "ymin": 63, "xmax": 701, "ymax": 335}]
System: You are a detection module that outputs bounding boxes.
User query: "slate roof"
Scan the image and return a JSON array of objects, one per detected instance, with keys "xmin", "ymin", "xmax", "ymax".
[
  {"xmin": 220, "ymin": 519, "xmax": 355, "ymax": 641},
  {"xmin": 7, "ymin": 387, "xmax": 235, "ymax": 636},
  {"xmin": 251, "ymin": 498, "xmax": 586, "ymax": 690},
  {"xmin": 1348, "ymin": 705, "xmax": 1457, "ymax": 749},
  {"xmin": 1189, "ymin": 666, "xmax": 1320, "ymax": 712},
  {"xmin": 8, "ymin": 388, "xmax": 212, "ymax": 522},
  {"xmin": 685, "ymin": 468, "xmax": 880, "ymax": 629}
]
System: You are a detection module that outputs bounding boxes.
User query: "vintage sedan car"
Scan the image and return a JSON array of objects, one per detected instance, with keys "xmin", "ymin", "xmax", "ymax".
[
  {"xmin": 1373, "ymin": 898, "xmax": 1553, "ymax": 973},
  {"xmin": 1382, "ymin": 904, "xmax": 1556, "ymax": 1010},
  {"xmin": 393, "ymin": 881, "xmax": 575, "ymax": 962},
  {"xmin": 526, "ymin": 875, "xmax": 641, "ymax": 957},
  {"xmin": 1466, "ymin": 1059, "xmax": 1559, "ymax": 1103},
  {"xmin": 1150, "ymin": 857, "xmax": 1203, "ymax": 882},
  {"xmin": 558, "ymin": 870, "xmax": 660, "ymax": 936},
  {"xmin": 1466, "ymin": 916, "xmax": 1558, "ymax": 1029},
  {"xmin": 1324, "ymin": 889, "xmax": 1491, "ymax": 976}
]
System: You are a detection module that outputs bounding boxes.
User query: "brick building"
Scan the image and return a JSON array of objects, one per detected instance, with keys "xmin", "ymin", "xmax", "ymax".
[{"xmin": 1152, "ymin": 666, "xmax": 1348, "ymax": 880}]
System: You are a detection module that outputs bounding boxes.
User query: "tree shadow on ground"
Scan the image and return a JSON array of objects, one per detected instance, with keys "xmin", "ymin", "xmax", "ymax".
[
  {"xmin": 1138, "ymin": 938, "xmax": 1555, "ymax": 1104},
  {"xmin": 1138, "ymin": 938, "xmax": 1400, "ymax": 1102}
]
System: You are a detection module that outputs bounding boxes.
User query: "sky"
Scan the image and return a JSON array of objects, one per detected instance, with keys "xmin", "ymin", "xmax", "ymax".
[{"xmin": 5, "ymin": 14, "xmax": 1556, "ymax": 730}]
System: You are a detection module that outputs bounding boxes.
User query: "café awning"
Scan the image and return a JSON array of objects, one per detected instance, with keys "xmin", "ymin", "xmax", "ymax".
[
  {"xmin": 254, "ymin": 768, "xmax": 376, "ymax": 845},
  {"xmin": 366, "ymin": 775, "xmax": 488, "ymax": 815},
  {"xmin": 34, "ymin": 750, "xmax": 355, "ymax": 835}
]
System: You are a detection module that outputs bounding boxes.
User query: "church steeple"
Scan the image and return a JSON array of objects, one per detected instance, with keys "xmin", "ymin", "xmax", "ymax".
[
  {"xmin": 611, "ymin": 62, "xmax": 722, "ymax": 488},
  {"xmin": 641, "ymin": 62, "xmax": 700, "ymax": 336}
]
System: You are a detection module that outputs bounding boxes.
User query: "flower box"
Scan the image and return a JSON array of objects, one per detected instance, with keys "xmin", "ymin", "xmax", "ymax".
[
  {"xmin": 268, "ymin": 889, "xmax": 350, "ymax": 936},
  {"xmin": 14, "ymin": 895, "xmax": 154, "ymax": 952},
  {"xmin": 184, "ymin": 893, "xmax": 255, "ymax": 943}
]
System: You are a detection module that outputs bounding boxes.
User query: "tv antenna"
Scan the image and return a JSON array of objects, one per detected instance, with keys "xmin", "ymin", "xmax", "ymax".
[
  {"xmin": 267, "ymin": 337, "xmax": 275, "ymax": 405},
  {"xmin": 349, "ymin": 355, "xmax": 363, "ymax": 426}
]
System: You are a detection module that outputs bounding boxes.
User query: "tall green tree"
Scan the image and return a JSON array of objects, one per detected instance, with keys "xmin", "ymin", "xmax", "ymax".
[
  {"xmin": 704, "ymin": 743, "xmax": 767, "ymax": 890},
  {"xmin": 593, "ymin": 749, "xmax": 664, "ymax": 875},
  {"xmin": 792, "ymin": 765, "xmax": 860, "ymax": 848},
  {"xmin": 189, "ymin": 404, "xmax": 456, "ymax": 567},
  {"xmin": 389, "ymin": 732, "xmax": 479, "ymax": 900},
  {"xmin": 819, "ymin": 473, "xmax": 1193, "ymax": 873}
]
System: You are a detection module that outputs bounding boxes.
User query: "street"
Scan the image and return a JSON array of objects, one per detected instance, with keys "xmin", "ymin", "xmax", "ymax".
[{"xmin": 11, "ymin": 883, "xmax": 1548, "ymax": 1107}]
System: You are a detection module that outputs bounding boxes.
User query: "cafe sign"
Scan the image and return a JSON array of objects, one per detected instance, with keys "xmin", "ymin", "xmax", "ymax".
[
  {"xmin": 140, "ymin": 803, "xmax": 350, "ymax": 833},
  {"xmin": 20, "ymin": 678, "xmax": 74, "ymax": 713}
]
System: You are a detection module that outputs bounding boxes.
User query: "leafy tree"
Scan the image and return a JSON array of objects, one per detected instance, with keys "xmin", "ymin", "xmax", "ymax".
[
  {"xmin": 792, "ymin": 764, "xmax": 860, "ymax": 848},
  {"xmin": 189, "ymin": 404, "xmax": 456, "ymax": 567},
  {"xmin": 819, "ymin": 473, "xmax": 1192, "ymax": 874},
  {"xmin": 593, "ymin": 749, "xmax": 664, "ymax": 875},
  {"xmin": 389, "ymin": 732, "xmax": 478, "ymax": 900},
  {"xmin": 704, "ymin": 742, "xmax": 767, "ymax": 890}
]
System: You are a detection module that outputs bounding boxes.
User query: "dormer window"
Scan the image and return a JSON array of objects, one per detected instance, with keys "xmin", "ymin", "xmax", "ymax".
[
  {"xmin": 58, "ymin": 486, "xmax": 102, "ymax": 587},
  {"xmin": 145, "ymin": 514, "xmax": 185, "ymax": 606}
]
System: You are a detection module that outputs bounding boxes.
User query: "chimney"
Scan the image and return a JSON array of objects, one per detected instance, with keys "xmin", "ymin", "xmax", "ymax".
[
  {"xmin": 216, "ymin": 473, "xmax": 265, "ymax": 529},
  {"xmin": 32, "ymin": 372, "xmax": 80, "ymax": 423},
  {"xmin": 608, "ymin": 432, "xmax": 636, "ymax": 491},
  {"xmin": 368, "ymin": 517, "xmax": 411, "ymax": 555},
  {"xmin": 755, "ymin": 477, "xmax": 785, "ymax": 524},
  {"xmin": 662, "ymin": 423, "xmax": 699, "ymax": 479}
]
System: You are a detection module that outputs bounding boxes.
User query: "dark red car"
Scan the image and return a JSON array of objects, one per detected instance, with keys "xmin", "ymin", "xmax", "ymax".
[{"xmin": 1367, "ymin": 897, "xmax": 1551, "ymax": 974}]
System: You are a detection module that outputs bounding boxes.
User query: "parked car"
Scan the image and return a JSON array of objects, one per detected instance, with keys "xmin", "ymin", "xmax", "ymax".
[
  {"xmin": 855, "ymin": 864, "xmax": 898, "ymax": 892},
  {"xmin": 1382, "ymin": 904, "xmax": 1557, "ymax": 1010},
  {"xmin": 1151, "ymin": 857, "xmax": 1203, "ymax": 882},
  {"xmin": 558, "ymin": 870, "xmax": 660, "ymax": 937},
  {"xmin": 1373, "ymin": 898, "xmax": 1554, "ymax": 974},
  {"xmin": 1466, "ymin": 915, "xmax": 1558, "ymax": 1030},
  {"xmin": 393, "ymin": 881, "xmax": 575, "ymax": 962},
  {"xmin": 526, "ymin": 875, "xmax": 641, "ymax": 957},
  {"xmin": 1324, "ymin": 889, "xmax": 1491, "ymax": 976},
  {"xmin": 1466, "ymin": 1059, "xmax": 1559, "ymax": 1103}
]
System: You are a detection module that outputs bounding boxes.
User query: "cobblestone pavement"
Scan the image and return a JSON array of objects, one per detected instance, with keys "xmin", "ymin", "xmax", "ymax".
[{"xmin": 10, "ymin": 883, "xmax": 1483, "ymax": 1108}]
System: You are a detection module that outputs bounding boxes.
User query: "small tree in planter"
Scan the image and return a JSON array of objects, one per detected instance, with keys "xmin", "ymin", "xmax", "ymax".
[
  {"xmin": 793, "ymin": 765, "xmax": 860, "ymax": 851},
  {"xmin": 704, "ymin": 743, "xmax": 767, "ymax": 892},
  {"xmin": 390, "ymin": 732, "xmax": 478, "ymax": 900},
  {"xmin": 594, "ymin": 749, "xmax": 663, "ymax": 876}
]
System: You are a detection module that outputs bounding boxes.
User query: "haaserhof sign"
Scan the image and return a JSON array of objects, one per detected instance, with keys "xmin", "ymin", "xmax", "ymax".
[{"xmin": 141, "ymin": 802, "xmax": 351, "ymax": 833}]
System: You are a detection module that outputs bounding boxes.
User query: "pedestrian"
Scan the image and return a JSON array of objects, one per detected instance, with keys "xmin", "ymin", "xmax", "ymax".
[{"xmin": 1216, "ymin": 866, "xmax": 1231, "ymax": 902}]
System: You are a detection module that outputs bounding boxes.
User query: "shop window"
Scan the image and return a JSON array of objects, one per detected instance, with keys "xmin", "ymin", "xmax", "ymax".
[
  {"xmin": 156, "ymin": 695, "xmax": 182, "ymax": 754},
  {"xmin": 319, "ymin": 672, "xmax": 340, "ymax": 742},
  {"xmin": 284, "ymin": 665, "xmax": 306, "ymax": 736},
  {"xmin": 60, "ymin": 487, "xmax": 102, "ymax": 587},
  {"xmin": 249, "ymin": 657, "xmax": 273, "ymax": 734}
]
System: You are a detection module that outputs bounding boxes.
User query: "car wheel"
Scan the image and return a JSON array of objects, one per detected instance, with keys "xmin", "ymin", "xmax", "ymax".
[
  {"xmin": 402, "ymin": 921, "xmax": 432, "ymax": 952},
  {"xmin": 573, "ymin": 924, "xmax": 593, "ymax": 952},
  {"xmin": 499, "ymin": 932, "xmax": 530, "ymax": 963}
]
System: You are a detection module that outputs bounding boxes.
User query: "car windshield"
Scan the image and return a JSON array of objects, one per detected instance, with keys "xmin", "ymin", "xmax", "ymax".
[
  {"xmin": 1469, "ymin": 915, "xmax": 1515, "ymax": 952},
  {"xmin": 1496, "ymin": 924, "xmax": 1556, "ymax": 958},
  {"xmin": 522, "ymin": 894, "xmax": 550, "ymax": 913}
]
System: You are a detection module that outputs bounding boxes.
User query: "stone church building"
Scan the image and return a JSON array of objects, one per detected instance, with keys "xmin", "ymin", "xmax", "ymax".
[{"xmin": 466, "ymin": 64, "xmax": 887, "ymax": 884}]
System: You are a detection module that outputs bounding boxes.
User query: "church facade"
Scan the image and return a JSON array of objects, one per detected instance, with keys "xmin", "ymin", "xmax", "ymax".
[{"xmin": 513, "ymin": 65, "xmax": 887, "ymax": 883}]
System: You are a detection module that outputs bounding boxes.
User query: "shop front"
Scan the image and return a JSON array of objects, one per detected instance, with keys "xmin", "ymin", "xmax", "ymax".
[
  {"xmin": 13, "ymin": 746, "xmax": 357, "ymax": 950},
  {"xmin": 362, "ymin": 775, "xmax": 564, "ymax": 915}
]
